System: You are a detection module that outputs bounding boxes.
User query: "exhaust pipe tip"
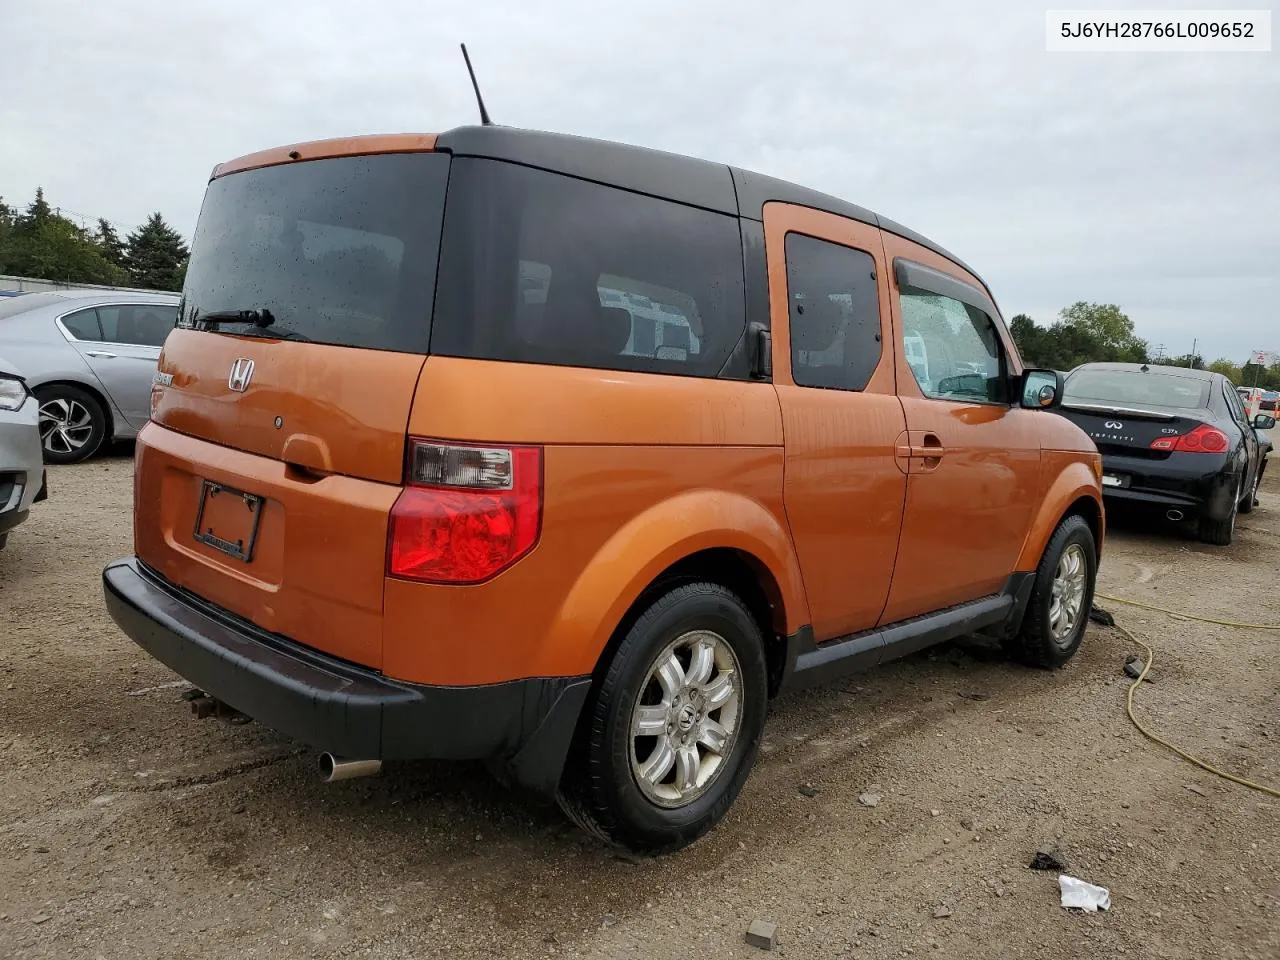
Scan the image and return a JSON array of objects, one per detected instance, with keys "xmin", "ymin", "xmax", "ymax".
[
  {"xmin": 318, "ymin": 753, "xmax": 383, "ymax": 783},
  {"xmin": 1166, "ymin": 508, "xmax": 1185, "ymax": 521}
]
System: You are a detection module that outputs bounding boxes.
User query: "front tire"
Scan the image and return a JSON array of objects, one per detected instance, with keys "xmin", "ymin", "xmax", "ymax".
[
  {"xmin": 557, "ymin": 582, "xmax": 768, "ymax": 855},
  {"xmin": 35, "ymin": 385, "xmax": 106, "ymax": 464},
  {"xmin": 1005, "ymin": 514, "xmax": 1096, "ymax": 669}
]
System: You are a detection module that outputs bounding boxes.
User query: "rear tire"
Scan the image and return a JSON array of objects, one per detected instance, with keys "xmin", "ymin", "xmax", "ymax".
[
  {"xmin": 557, "ymin": 582, "xmax": 768, "ymax": 855},
  {"xmin": 1198, "ymin": 478, "xmax": 1238, "ymax": 545},
  {"xmin": 1238, "ymin": 470, "xmax": 1259, "ymax": 514},
  {"xmin": 1004, "ymin": 514, "xmax": 1096, "ymax": 669},
  {"xmin": 35, "ymin": 385, "xmax": 106, "ymax": 464}
]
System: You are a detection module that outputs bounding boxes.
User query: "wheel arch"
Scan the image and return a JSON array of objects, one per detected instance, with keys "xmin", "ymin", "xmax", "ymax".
[
  {"xmin": 554, "ymin": 490, "xmax": 809, "ymax": 695},
  {"xmin": 1016, "ymin": 461, "xmax": 1104, "ymax": 571}
]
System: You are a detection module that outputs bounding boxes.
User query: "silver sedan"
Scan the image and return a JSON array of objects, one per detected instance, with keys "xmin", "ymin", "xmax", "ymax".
[
  {"xmin": 0, "ymin": 353, "xmax": 46, "ymax": 549},
  {"xmin": 0, "ymin": 290, "xmax": 179, "ymax": 463}
]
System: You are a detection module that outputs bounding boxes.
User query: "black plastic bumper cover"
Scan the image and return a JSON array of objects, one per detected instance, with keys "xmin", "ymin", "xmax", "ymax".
[{"xmin": 102, "ymin": 558, "xmax": 590, "ymax": 794}]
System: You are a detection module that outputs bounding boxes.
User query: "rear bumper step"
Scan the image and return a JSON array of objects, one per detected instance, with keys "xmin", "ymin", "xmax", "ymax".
[{"xmin": 101, "ymin": 558, "xmax": 589, "ymax": 794}]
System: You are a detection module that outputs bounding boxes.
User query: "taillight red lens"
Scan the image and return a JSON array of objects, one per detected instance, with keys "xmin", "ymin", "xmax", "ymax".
[
  {"xmin": 1149, "ymin": 424, "xmax": 1229, "ymax": 454},
  {"xmin": 387, "ymin": 441, "xmax": 542, "ymax": 584}
]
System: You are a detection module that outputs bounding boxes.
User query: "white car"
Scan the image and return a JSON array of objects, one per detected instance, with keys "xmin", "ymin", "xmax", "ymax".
[{"xmin": 0, "ymin": 354, "xmax": 46, "ymax": 549}]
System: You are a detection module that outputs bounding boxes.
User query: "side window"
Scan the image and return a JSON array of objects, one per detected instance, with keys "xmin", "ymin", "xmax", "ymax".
[
  {"xmin": 98, "ymin": 305, "xmax": 178, "ymax": 347},
  {"xmin": 433, "ymin": 158, "xmax": 746, "ymax": 378},
  {"xmin": 784, "ymin": 233, "xmax": 882, "ymax": 391},
  {"xmin": 61, "ymin": 308, "xmax": 102, "ymax": 341},
  {"xmin": 1224, "ymin": 383, "xmax": 1248, "ymax": 426},
  {"xmin": 899, "ymin": 287, "xmax": 1007, "ymax": 403}
]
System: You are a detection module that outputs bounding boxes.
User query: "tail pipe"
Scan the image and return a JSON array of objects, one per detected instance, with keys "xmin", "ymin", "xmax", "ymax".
[
  {"xmin": 318, "ymin": 753, "xmax": 383, "ymax": 783},
  {"xmin": 1166, "ymin": 508, "xmax": 1185, "ymax": 521}
]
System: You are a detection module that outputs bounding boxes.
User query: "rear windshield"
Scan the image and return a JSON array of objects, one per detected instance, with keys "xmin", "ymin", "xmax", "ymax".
[
  {"xmin": 431, "ymin": 158, "xmax": 746, "ymax": 377},
  {"xmin": 179, "ymin": 153, "xmax": 449, "ymax": 352},
  {"xmin": 1064, "ymin": 368, "xmax": 1211, "ymax": 409}
]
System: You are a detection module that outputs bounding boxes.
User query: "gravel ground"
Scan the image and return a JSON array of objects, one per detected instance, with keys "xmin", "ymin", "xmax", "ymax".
[{"xmin": 1, "ymin": 451, "xmax": 1277, "ymax": 960}]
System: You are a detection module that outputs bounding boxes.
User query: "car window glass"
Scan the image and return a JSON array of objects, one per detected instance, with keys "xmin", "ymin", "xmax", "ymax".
[
  {"xmin": 899, "ymin": 287, "xmax": 1005, "ymax": 403},
  {"xmin": 432, "ymin": 158, "xmax": 745, "ymax": 378},
  {"xmin": 1224, "ymin": 383, "xmax": 1248, "ymax": 425},
  {"xmin": 1063, "ymin": 369, "xmax": 1210, "ymax": 408},
  {"xmin": 61, "ymin": 308, "xmax": 103, "ymax": 341},
  {"xmin": 181, "ymin": 153, "xmax": 448, "ymax": 352},
  {"xmin": 784, "ymin": 233, "xmax": 882, "ymax": 391},
  {"xmin": 98, "ymin": 305, "xmax": 178, "ymax": 347}
]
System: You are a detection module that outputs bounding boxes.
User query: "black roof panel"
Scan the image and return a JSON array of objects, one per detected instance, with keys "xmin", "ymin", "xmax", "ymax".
[
  {"xmin": 435, "ymin": 125, "xmax": 992, "ymax": 299},
  {"xmin": 436, "ymin": 125, "xmax": 738, "ymax": 216}
]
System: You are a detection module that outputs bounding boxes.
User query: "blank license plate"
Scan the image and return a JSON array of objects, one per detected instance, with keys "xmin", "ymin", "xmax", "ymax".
[
  {"xmin": 1101, "ymin": 474, "xmax": 1127, "ymax": 488},
  {"xmin": 193, "ymin": 480, "xmax": 264, "ymax": 563}
]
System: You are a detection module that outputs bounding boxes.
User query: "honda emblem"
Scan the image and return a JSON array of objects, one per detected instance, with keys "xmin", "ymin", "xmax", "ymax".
[{"xmin": 228, "ymin": 358, "xmax": 255, "ymax": 392}]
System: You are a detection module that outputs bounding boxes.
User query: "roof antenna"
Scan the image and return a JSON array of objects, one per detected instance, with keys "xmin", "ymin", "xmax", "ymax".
[{"xmin": 459, "ymin": 43, "xmax": 492, "ymax": 126}]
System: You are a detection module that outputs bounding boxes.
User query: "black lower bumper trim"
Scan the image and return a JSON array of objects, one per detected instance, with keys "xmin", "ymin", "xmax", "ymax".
[
  {"xmin": 102, "ymin": 558, "xmax": 589, "ymax": 793},
  {"xmin": 0, "ymin": 507, "xmax": 28, "ymax": 534}
]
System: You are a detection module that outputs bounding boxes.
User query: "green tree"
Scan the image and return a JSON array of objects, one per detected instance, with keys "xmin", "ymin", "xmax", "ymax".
[
  {"xmin": 95, "ymin": 218, "xmax": 127, "ymax": 268},
  {"xmin": 125, "ymin": 213, "xmax": 189, "ymax": 291},
  {"xmin": 1056, "ymin": 302, "xmax": 1148, "ymax": 362},
  {"xmin": 1009, "ymin": 314, "xmax": 1048, "ymax": 364},
  {"xmin": 0, "ymin": 197, "xmax": 15, "ymax": 271},
  {"xmin": 1207, "ymin": 358, "xmax": 1242, "ymax": 383},
  {"xmin": 1241, "ymin": 362, "xmax": 1280, "ymax": 391},
  {"xmin": 21, "ymin": 187, "xmax": 53, "ymax": 229},
  {"xmin": 0, "ymin": 188, "xmax": 126, "ymax": 284},
  {"xmin": 1165, "ymin": 353, "xmax": 1204, "ymax": 370}
]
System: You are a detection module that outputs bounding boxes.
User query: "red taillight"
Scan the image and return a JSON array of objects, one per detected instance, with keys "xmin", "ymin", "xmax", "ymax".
[
  {"xmin": 387, "ymin": 440, "xmax": 542, "ymax": 584},
  {"xmin": 1149, "ymin": 424, "xmax": 1229, "ymax": 454}
]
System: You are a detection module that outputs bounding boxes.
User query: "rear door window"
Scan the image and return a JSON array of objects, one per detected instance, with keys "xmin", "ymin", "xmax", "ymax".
[
  {"xmin": 97, "ymin": 304, "xmax": 179, "ymax": 347},
  {"xmin": 431, "ymin": 159, "xmax": 746, "ymax": 378},
  {"xmin": 783, "ymin": 233, "xmax": 882, "ymax": 390},
  {"xmin": 61, "ymin": 308, "xmax": 103, "ymax": 341}
]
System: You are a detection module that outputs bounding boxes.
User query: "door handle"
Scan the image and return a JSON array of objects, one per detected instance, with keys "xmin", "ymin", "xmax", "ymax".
[
  {"xmin": 904, "ymin": 435, "xmax": 946, "ymax": 459},
  {"xmin": 894, "ymin": 432, "xmax": 946, "ymax": 474},
  {"xmin": 85, "ymin": 350, "xmax": 118, "ymax": 359}
]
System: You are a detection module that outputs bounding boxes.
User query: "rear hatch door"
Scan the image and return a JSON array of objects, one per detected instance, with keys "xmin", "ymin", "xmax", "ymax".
[{"xmin": 142, "ymin": 150, "xmax": 450, "ymax": 668}]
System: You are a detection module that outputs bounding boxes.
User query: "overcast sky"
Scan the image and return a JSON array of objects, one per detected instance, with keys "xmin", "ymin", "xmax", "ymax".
[{"xmin": 2, "ymin": 1, "xmax": 1276, "ymax": 361}]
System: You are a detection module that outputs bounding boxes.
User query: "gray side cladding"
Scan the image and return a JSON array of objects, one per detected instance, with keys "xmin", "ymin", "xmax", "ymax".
[{"xmin": 434, "ymin": 124, "xmax": 997, "ymax": 304}]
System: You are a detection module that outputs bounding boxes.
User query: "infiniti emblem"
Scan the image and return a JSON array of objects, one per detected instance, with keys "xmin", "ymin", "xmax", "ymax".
[
  {"xmin": 228, "ymin": 358, "xmax": 255, "ymax": 392},
  {"xmin": 1104, "ymin": 420, "xmax": 1123, "ymax": 429}
]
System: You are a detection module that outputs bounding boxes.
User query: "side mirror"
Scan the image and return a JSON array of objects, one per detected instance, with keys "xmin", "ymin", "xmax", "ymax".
[
  {"xmin": 1253, "ymin": 413, "xmax": 1276, "ymax": 430},
  {"xmin": 1019, "ymin": 368, "xmax": 1064, "ymax": 409}
]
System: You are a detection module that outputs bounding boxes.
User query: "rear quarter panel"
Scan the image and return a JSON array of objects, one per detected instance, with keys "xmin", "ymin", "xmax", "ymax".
[{"xmin": 384, "ymin": 356, "xmax": 805, "ymax": 686}]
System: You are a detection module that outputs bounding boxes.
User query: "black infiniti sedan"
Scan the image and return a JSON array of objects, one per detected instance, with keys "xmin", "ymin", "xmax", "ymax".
[{"xmin": 1055, "ymin": 362, "xmax": 1274, "ymax": 545}]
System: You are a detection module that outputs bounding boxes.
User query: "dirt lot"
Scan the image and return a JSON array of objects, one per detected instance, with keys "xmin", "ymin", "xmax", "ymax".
[{"xmin": 1, "ymin": 452, "xmax": 1277, "ymax": 960}]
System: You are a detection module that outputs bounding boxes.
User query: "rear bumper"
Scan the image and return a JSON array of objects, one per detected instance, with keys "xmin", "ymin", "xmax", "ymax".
[
  {"xmin": 1100, "ymin": 452, "xmax": 1237, "ymax": 520},
  {"xmin": 102, "ymin": 558, "xmax": 590, "ymax": 794}
]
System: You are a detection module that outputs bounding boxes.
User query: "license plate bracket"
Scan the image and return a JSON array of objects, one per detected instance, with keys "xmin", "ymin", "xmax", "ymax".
[
  {"xmin": 193, "ymin": 480, "xmax": 264, "ymax": 563},
  {"xmin": 1101, "ymin": 473, "xmax": 1129, "ymax": 489}
]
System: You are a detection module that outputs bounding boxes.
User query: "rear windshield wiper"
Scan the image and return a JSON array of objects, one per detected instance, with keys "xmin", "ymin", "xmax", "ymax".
[
  {"xmin": 195, "ymin": 308, "xmax": 277, "ymax": 328},
  {"xmin": 194, "ymin": 308, "xmax": 311, "ymax": 342}
]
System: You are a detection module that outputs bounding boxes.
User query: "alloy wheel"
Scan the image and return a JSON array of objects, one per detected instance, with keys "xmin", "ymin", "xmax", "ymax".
[
  {"xmin": 38, "ymin": 398, "xmax": 94, "ymax": 457},
  {"xmin": 1049, "ymin": 543, "xmax": 1087, "ymax": 647},
  {"xmin": 629, "ymin": 630, "xmax": 743, "ymax": 808}
]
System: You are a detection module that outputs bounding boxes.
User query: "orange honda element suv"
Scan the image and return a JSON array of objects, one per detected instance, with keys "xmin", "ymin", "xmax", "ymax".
[{"xmin": 103, "ymin": 125, "xmax": 1103, "ymax": 854}]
